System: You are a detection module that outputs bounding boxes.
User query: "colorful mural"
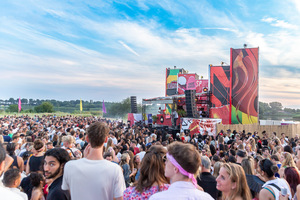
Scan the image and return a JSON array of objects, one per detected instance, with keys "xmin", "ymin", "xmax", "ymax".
[
  {"xmin": 209, "ymin": 65, "xmax": 231, "ymax": 124},
  {"xmin": 231, "ymin": 48, "xmax": 259, "ymax": 124}
]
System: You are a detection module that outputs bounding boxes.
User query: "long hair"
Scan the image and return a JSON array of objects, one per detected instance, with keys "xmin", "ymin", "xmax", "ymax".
[
  {"xmin": 284, "ymin": 167, "xmax": 300, "ymax": 195},
  {"xmin": 134, "ymin": 145, "xmax": 169, "ymax": 193},
  {"xmin": 222, "ymin": 163, "xmax": 252, "ymax": 200},
  {"xmin": 241, "ymin": 156, "xmax": 255, "ymax": 175},
  {"xmin": 213, "ymin": 161, "xmax": 223, "ymax": 178},
  {"xmin": 119, "ymin": 153, "xmax": 129, "ymax": 166},
  {"xmin": 282, "ymin": 152, "xmax": 296, "ymax": 168}
]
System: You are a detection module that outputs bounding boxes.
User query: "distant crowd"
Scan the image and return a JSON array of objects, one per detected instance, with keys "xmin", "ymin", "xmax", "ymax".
[{"xmin": 0, "ymin": 114, "xmax": 300, "ymax": 200}]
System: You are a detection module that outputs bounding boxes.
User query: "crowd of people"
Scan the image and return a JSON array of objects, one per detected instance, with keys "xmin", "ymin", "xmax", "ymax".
[{"xmin": 0, "ymin": 114, "xmax": 300, "ymax": 200}]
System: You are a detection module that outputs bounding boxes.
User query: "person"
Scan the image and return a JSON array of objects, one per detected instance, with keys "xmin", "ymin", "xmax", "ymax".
[
  {"xmin": 258, "ymin": 159, "xmax": 292, "ymax": 200},
  {"xmin": 241, "ymin": 156, "xmax": 264, "ymax": 199},
  {"xmin": 43, "ymin": 148, "xmax": 71, "ymax": 200},
  {"xmin": 123, "ymin": 145, "xmax": 170, "ymax": 200},
  {"xmin": 62, "ymin": 122, "xmax": 126, "ymax": 200},
  {"xmin": 279, "ymin": 152, "xmax": 296, "ymax": 178},
  {"xmin": 62, "ymin": 135, "xmax": 82, "ymax": 159},
  {"xmin": 133, "ymin": 154, "xmax": 141, "ymax": 181},
  {"xmin": 171, "ymin": 110, "xmax": 178, "ymax": 127},
  {"xmin": 26, "ymin": 139, "xmax": 45, "ymax": 175},
  {"xmin": 30, "ymin": 172, "xmax": 45, "ymax": 200},
  {"xmin": 6, "ymin": 142, "xmax": 24, "ymax": 171},
  {"xmin": 149, "ymin": 142, "xmax": 213, "ymax": 200},
  {"xmin": 197, "ymin": 156, "xmax": 219, "ymax": 199},
  {"xmin": 0, "ymin": 143, "xmax": 23, "ymax": 200},
  {"xmin": 158, "ymin": 107, "xmax": 164, "ymax": 114},
  {"xmin": 120, "ymin": 153, "xmax": 134, "ymax": 187},
  {"xmin": 216, "ymin": 163, "xmax": 252, "ymax": 200},
  {"xmin": 236, "ymin": 149, "xmax": 247, "ymax": 165},
  {"xmin": 283, "ymin": 167, "xmax": 300, "ymax": 198},
  {"xmin": 2, "ymin": 168, "xmax": 27, "ymax": 200}
]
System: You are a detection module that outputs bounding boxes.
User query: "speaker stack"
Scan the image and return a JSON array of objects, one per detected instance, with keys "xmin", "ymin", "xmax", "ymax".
[
  {"xmin": 185, "ymin": 90, "xmax": 198, "ymax": 118},
  {"xmin": 130, "ymin": 96, "xmax": 138, "ymax": 113}
]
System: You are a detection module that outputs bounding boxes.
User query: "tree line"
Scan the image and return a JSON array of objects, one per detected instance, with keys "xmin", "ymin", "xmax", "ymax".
[
  {"xmin": 1, "ymin": 97, "xmax": 299, "ymax": 118},
  {"xmin": 0, "ymin": 97, "xmax": 142, "ymax": 118}
]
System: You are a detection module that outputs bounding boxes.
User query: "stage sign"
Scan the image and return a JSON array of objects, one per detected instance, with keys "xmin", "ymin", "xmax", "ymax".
[
  {"xmin": 231, "ymin": 48, "xmax": 259, "ymax": 124},
  {"xmin": 181, "ymin": 118, "xmax": 222, "ymax": 137},
  {"xmin": 209, "ymin": 65, "xmax": 231, "ymax": 124}
]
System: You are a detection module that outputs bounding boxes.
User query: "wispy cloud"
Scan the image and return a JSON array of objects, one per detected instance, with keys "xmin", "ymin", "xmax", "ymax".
[
  {"xmin": 118, "ymin": 40, "xmax": 140, "ymax": 56},
  {"xmin": 261, "ymin": 17, "xmax": 298, "ymax": 29}
]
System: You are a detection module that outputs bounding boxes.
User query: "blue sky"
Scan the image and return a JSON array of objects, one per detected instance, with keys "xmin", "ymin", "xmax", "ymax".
[{"xmin": 1, "ymin": 0, "xmax": 300, "ymax": 108}]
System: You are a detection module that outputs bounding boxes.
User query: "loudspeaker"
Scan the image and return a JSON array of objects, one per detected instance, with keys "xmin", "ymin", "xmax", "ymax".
[
  {"xmin": 185, "ymin": 90, "xmax": 198, "ymax": 118},
  {"xmin": 130, "ymin": 96, "xmax": 138, "ymax": 113}
]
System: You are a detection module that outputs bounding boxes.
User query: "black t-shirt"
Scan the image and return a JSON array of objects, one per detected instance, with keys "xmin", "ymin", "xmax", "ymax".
[{"xmin": 47, "ymin": 176, "xmax": 71, "ymax": 200}]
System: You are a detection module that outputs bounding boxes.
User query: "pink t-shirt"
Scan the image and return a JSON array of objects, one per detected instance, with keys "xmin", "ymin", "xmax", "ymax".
[{"xmin": 123, "ymin": 184, "xmax": 170, "ymax": 200}]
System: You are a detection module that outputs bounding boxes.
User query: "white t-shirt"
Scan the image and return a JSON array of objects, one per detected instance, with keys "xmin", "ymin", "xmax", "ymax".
[
  {"xmin": 0, "ymin": 185, "xmax": 23, "ymax": 200},
  {"xmin": 149, "ymin": 181, "xmax": 214, "ymax": 200},
  {"xmin": 8, "ymin": 188, "xmax": 28, "ymax": 200},
  {"xmin": 62, "ymin": 158, "xmax": 126, "ymax": 200}
]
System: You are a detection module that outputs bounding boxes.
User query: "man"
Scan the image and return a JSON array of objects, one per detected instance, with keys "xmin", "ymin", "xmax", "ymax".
[
  {"xmin": 171, "ymin": 109, "xmax": 178, "ymax": 127},
  {"xmin": 236, "ymin": 149, "xmax": 247, "ymax": 165},
  {"xmin": 62, "ymin": 122, "xmax": 126, "ymax": 200},
  {"xmin": 197, "ymin": 156, "xmax": 219, "ymax": 199},
  {"xmin": 3, "ymin": 168, "xmax": 28, "ymax": 200},
  {"xmin": 262, "ymin": 147, "xmax": 270, "ymax": 159},
  {"xmin": 46, "ymin": 142, "xmax": 54, "ymax": 150},
  {"xmin": 0, "ymin": 143, "xmax": 23, "ymax": 200},
  {"xmin": 44, "ymin": 148, "xmax": 70, "ymax": 200}
]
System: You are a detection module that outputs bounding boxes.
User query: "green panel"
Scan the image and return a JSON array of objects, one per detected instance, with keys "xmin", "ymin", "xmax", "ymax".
[{"xmin": 169, "ymin": 69, "xmax": 180, "ymax": 75}]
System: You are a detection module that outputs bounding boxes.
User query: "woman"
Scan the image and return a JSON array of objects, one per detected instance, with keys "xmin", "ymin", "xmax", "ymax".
[
  {"xmin": 6, "ymin": 142, "xmax": 24, "ymax": 172},
  {"xmin": 120, "ymin": 153, "xmax": 134, "ymax": 187},
  {"xmin": 279, "ymin": 152, "xmax": 297, "ymax": 178},
  {"xmin": 133, "ymin": 154, "xmax": 141, "ymax": 181},
  {"xmin": 242, "ymin": 156, "xmax": 264, "ymax": 199},
  {"xmin": 123, "ymin": 145, "xmax": 169, "ymax": 200},
  {"xmin": 213, "ymin": 161, "xmax": 223, "ymax": 178},
  {"xmin": 258, "ymin": 159, "xmax": 292, "ymax": 200},
  {"xmin": 149, "ymin": 142, "xmax": 213, "ymax": 200},
  {"xmin": 26, "ymin": 139, "xmax": 45, "ymax": 175},
  {"xmin": 216, "ymin": 163, "xmax": 251, "ymax": 200},
  {"xmin": 30, "ymin": 172, "xmax": 45, "ymax": 200},
  {"xmin": 283, "ymin": 167, "xmax": 300, "ymax": 198}
]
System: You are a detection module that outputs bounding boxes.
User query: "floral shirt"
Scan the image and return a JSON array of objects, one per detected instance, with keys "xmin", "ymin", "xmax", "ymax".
[{"xmin": 123, "ymin": 184, "xmax": 170, "ymax": 200}]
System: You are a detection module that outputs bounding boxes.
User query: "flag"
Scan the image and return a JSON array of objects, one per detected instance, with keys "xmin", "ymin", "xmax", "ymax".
[
  {"xmin": 18, "ymin": 97, "xmax": 21, "ymax": 112},
  {"xmin": 80, "ymin": 99, "xmax": 82, "ymax": 112},
  {"xmin": 102, "ymin": 100, "xmax": 106, "ymax": 113}
]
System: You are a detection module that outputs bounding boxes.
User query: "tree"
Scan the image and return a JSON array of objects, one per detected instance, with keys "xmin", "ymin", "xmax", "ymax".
[
  {"xmin": 8, "ymin": 97, "xmax": 15, "ymax": 104},
  {"xmin": 34, "ymin": 102, "xmax": 54, "ymax": 113},
  {"xmin": 269, "ymin": 102, "xmax": 283, "ymax": 115},
  {"xmin": 6, "ymin": 104, "xmax": 19, "ymax": 112},
  {"xmin": 259, "ymin": 102, "xmax": 271, "ymax": 115},
  {"xmin": 21, "ymin": 98, "xmax": 28, "ymax": 104}
]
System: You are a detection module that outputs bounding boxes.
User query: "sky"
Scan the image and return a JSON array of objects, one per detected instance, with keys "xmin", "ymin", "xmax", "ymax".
[{"xmin": 1, "ymin": 0, "xmax": 300, "ymax": 108}]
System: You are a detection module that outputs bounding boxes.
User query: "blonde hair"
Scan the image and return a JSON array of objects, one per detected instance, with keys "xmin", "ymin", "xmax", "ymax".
[
  {"xmin": 0, "ymin": 135, "xmax": 3, "ymax": 144},
  {"xmin": 62, "ymin": 135, "xmax": 75, "ymax": 144},
  {"xmin": 120, "ymin": 153, "xmax": 129, "ymax": 166},
  {"xmin": 282, "ymin": 152, "xmax": 296, "ymax": 168},
  {"xmin": 221, "ymin": 163, "xmax": 252, "ymax": 200},
  {"xmin": 213, "ymin": 161, "xmax": 222, "ymax": 178}
]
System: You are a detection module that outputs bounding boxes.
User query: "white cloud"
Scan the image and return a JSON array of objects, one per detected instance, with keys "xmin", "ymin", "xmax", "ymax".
[{"xmin": 261, "ymin": 17, "xmax": 298, "ymax": 30}]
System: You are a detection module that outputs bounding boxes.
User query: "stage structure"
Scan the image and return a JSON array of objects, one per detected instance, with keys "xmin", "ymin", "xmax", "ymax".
[{"xmin": 209, "ymin": 47, "xmax": 259, "ymax": 124}]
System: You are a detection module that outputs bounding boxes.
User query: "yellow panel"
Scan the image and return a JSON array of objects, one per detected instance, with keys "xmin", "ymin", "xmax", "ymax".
[{"xmin": 167, "ymin": 75, "xmax": 178, "ymax": 84}]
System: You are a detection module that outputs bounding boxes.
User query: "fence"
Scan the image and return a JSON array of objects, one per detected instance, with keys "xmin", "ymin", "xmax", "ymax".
[{"xmin": 216, "ymin": 123, "xmax": 300, "ymax": 138}]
